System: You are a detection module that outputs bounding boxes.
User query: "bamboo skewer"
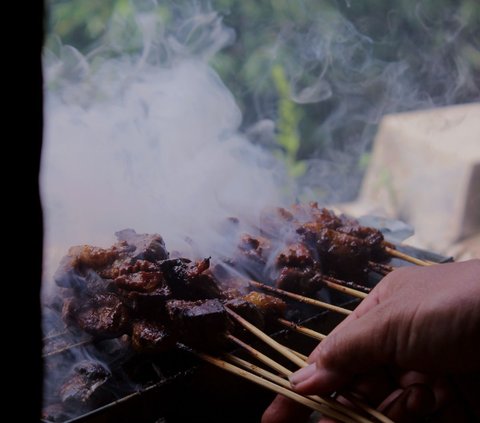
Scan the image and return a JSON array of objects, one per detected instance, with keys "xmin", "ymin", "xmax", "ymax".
[
  {"xmin": 249, "ymin": 280, "xmax": 352, "ymax": 316},
  {"xmin": 320, "ymin": 277, "xmax": 368, "ymax": 299},
  {"xmin": 226, "ymin": 355, "xmax": 368, "ymax": 423},
  {"xmin": 192, "ymin": 349, "xmax": 359, "ymax": 423},
  {"xmin": 43, "ymin": 339, "xmax": 92, "ymax": 357},
  {"xmin": 322, "ymin": 275, "xmax": 372, "ymax": 294},
  {"xmin": 227, "ymin": 344, "xmax": 392, "ymax": 423},
  {"xmin": 227, "ymin": 334, "xmax": 292, "ymax": 376},
  {"xmin": 226, "ymin": 307, "xmax": 307, "ymax": 368},
  {"xmin": 42, "ymin": 329, "xmax": 69, "ymax": 342},
  {"xmin": 226, "ymin": 309, "xmax": 393, "ymax": 423},
  {"xmin": 342, "ymin": 393, "xmax": 395, "ymax": 423},
  {"xmin": 367, "ymin": 261, "xmax": 391, "ymax": 276},
  {"xmin": 277, "ymin": 317, "xmax": 327, "ymax": 341},
  {"xmin": 286, "ymin": 347, "xmax": 308, "ymax": 361},
  {"xmin": 385, "ymin": 246, "xmax": 432, "ymax": 266}
]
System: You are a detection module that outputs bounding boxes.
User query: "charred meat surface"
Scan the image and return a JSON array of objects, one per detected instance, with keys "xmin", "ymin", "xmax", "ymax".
[
  {"xmin": 159, "ymin": 258, "xmax": 222, "ymax": 300},
  {"xmin": 115, "ymin": 229, "xmax": 168, "ymax": 262},
  {"xmin": 46, "ymin": 205, "xmax": 395, "ymax": 419},
  {"xmin": 42, "ymin": 404, "xmax": 68, "ymax": 422},
  {"xmin": 224, "ymin": 297, "xmax": 265, "ymax": 330},
  {"xmin": 131, "ymin": 320, "xmax": 175, "ymax": 353},
  {"xmin": 237, "ymin": 234, "xmax": 272, "ymax": 265},
  {"xmin": 63, "ymin": 293, "xmax": 130, "ymax": 339},
  {"xmin": 114, "ymin": 268, "xmax": 164, "ymax": 293},
  {"xmin": 59, "ymin": 361, "xmax": 111, "ymax": 407},
  {"xmin": 315, "ymin": 228, "xmax": 370, "ymax": 280},
  {"xmin": 166, "ymin": 299, "xmax": 229, "ymax": 350},
  {"xmin": 275, "ymin": 243, "xmax": 314, "ymax": 268},
  {"xmin": 275, "ymin": 266, "xmax": 324, "ymax": 296},
  {"xmin": 243, "ymin": 292, "xmax": 286, "ymax": 320},
  {"xmin": 122, "ymin": 281, "xmax": 172, "ymax": 314}
]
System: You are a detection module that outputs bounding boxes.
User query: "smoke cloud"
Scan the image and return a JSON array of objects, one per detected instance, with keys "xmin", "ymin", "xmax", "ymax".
[{"xmin": 42, "ymin": 8, "xmax": 291, "ymax": 289}]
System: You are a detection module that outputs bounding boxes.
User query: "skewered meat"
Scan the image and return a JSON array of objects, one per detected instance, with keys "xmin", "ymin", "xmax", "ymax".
[
  {"xmin": 237, "ymin": 234, "xmax": 272, "ymax": 265},
  {"xmin": 63, "ymin": 293, "xmax": 130, "ymax": 339},
  {"xmin": 243, "ymin": 292, "xmax": 286, "ymax": 320},
  {"xmin": 131, "ymin": 320, "xmax": 175, "ymax": 353},
  {"xmin": 159, "ymin": 258, "xmax": 222, "ymax": 300},
  {"xmin": 46, "ymin": 204, "xmax": 398, "ymax": 420},
  {"xmin": 42, "ymin": 404, "xmax": 68, "ymax": 422},
  {"xmin": 166, "ymin": 299, "xmax": 229, "ymax": 351},
  {"xmin": 69, "ymin": 245, "xmax": 119, "ymax": 271},
  {"xmin": 122, "ymin": 282, "xmax": 172, "ymax": 314},
  {"xmin": 275, "ymin": 243, "xmax": 314, "ymax": 268},
  {"xmin": 59, "ymin": 361, "xmax": 111, "ymax": 407},
  {"xmin": 115, "ymin": 229, "xmax": 168, "ymax": 262},
  {"xmin": 114, "ymin": 266, "xmax": 163, "ymax": 292},
  {"xmin": 224, "ymin": 297, "xmax": 265, "ymax": 329},
  {"xmin": 275, "ymin": 266, "xmax": 323, "ymax": 296},
  {"xmin": 315, "ymin": 228, "xmax": 369, "ymax": 280}
]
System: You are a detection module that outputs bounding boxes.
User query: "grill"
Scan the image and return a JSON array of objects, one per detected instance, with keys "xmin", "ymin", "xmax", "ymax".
[{"xmin": 42, "ymin": 242, "xmax": 451, "ymax": 423}]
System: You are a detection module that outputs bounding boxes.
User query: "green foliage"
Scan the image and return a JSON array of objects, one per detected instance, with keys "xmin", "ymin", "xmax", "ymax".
[
  {"xmin": 271, "ymin": 64, "xmax": 306, "ymax": 178},
  {"xmin": 46, "ymin": 0, "xmax": 480, "ymax": 200}
]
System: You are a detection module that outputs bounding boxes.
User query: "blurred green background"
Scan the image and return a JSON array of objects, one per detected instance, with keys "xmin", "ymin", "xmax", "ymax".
[{"xmin": 46, "ymin": 0, "xmax": 480, "ymax": 201}]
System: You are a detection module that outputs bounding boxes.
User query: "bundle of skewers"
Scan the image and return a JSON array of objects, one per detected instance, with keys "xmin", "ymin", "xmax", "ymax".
[{"xmin": 43, "ymin": 204, "xmax": 434, "ymax": 422}]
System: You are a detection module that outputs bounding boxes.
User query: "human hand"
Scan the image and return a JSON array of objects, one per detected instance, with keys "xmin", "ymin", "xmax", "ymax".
[{"xmin": 262, "ymin": 259, "xmax": 480, "ymax": 423}]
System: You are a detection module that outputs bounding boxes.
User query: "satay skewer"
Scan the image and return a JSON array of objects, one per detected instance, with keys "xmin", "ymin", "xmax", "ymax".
[
  {"xmin": 42, "ymin": 329, "xmax": 69, "ymax": 342},
  {"xmin": 322, "ymin": 275, "xmax": 372, "ymax": 294},
  {"xmin": 367, "ymin": 261, "xmax": 391, "ymax": 276},
  {"xmin": 43, "ymin": 339, "xmax": 92, "ymax": 358},
  {"xmin": 226, "ymin": 307, "xmax": 307, "ymax": 367},
  {"xmin": 226, "ymin": 308, "xmax": 394, "ymax": 423},
  {"xmin": 384, "ymin": 246, "xmax": 432, "ymax": 266},
  {"xmin": 319, "ymin": 277, "xmax": 368, "ymax": 299},
  {"xmin": 190, "ymin": 348, "xmax": 359, "ymax": 423},
  {"xmin": 249, "ymin": 280, "xmax": 353, "ymax": 315},
  {"xmin": 225, "ymin": 354, "xmax": 370, "ymax": 423},
  {"xmin": 277, "ymin": 318, "xmax": 327, "ymax": 341},
  {"xmin": 227, "ymin": 334, "xmax": 292, "ymax": 375},
  {"xmin": 287, "ymin": 347, "xmax": 308, "ymax": 361}
]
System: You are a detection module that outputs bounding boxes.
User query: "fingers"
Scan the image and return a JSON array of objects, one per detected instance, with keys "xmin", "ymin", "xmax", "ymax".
[
  {"xmin": 379, "ymin": 384, "xmax": 436, "ymax": 423},
  {"xmin": 261, "ymin": 395, "xmax": 311, "ymax": 423},
  {"xmin": 291, "ymin": 302, "xmax": 394, "ymax": 395}
]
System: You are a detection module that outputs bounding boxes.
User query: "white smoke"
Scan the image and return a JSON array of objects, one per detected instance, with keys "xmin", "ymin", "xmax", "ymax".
[{"xmin": 41, "ymin": 12, "xmax": 290, "ymax": 292}]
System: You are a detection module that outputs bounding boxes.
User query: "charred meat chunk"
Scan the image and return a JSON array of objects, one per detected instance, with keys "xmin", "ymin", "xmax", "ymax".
[
  {"xmin": 243, "ymin": 292, "xmax": 286, "ymax": 320},
  {"xmin": 56, "ymin": 267, "xmax": 115, "ymax": 295},
  {"xmin": 237, "ymin": 234, "xmax": 272, "ymax": 265},
  {"xmin": 122, "ymin": 281, "xmax": 172, "ymax": 315},
  {"xmin": 166, "ymin": 299, "xmax": 228, "ymax": 351},
  {"xmin": 101, "ymin": 259, "xmax": 160, "ymax": 280},
  {"xmin": 159, "ymin": 258, "xmax": 222, "ymax": 300},
  {"xmin": 114, "ymin": 268, "xmax": 163, "ymax": 292},
  {"xmin": 276, "ymin": 243, "xmax": 314, "ymax": 268},
  {"xmin": 63, "ymin": 293, "xmax": 130, "ymax": 339},
  {"xmin": 115, "ymin": 229, "xmax": 168, "ymax": 262},
  {"xmin": 224, "ymin": 297, "xmax": 265, "ymax": 330},
  {"xmin": 59, "ymin": 361, "xmax": 111, "ymax": 407},
  {"xmin": 131, "ymin": 320, "xmax": 175, "ymax": 353},
  {"xmin": 42, "ymin": 404, "xmax": 68, "ymax": 422},
  {"xmin": 336, "ymin": 221, "xmax": 388, "ymax": 261},
  {"xmin": 275, "ymin": 266, "xmax": 324, "ymax": 296},
  {"xmin": 316, "ymin": 228, "xmax": 369, "ymax": 280},
  {"xmin": 70, "ymin": 245, "xmax": 119, "ymax": 271}
]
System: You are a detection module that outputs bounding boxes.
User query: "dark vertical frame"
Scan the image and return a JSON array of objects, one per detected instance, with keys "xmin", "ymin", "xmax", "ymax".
[{"xmin": 8, "ymin": 0, "xmax": 44, "ymax": 420}]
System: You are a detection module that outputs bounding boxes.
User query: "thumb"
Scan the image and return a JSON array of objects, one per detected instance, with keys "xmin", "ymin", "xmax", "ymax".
[{"xmin": 290, "ymin": 303, "xmax": 394, "ymax": 395}]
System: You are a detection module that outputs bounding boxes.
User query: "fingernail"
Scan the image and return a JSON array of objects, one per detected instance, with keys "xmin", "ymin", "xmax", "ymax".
[{"xmin": 289, "ymin": 363, "xmax": 317, "ymax": 387}]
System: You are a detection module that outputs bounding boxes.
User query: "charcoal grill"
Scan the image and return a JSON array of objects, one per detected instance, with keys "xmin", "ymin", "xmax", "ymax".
[{"xmin": 42, "ymin": 245, "xmax": 451, "ymax": 423}]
